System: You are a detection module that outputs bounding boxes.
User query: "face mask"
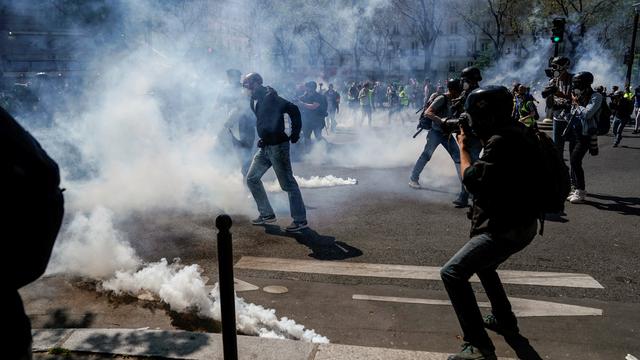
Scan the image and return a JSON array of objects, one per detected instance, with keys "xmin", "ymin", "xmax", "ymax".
[
  {"xmin": 463, "ymin": 82, "xmax": 470, "ymax": 90},
  {"xmin": 573, "ymin": 88, "xmax": 582, "ymax": 96},
  {"xmin": 553, "ymin": 71, "xmax": 561, "ymax": 78}
]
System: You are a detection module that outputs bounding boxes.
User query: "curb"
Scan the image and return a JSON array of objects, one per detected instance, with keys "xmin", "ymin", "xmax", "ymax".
[{"xmin": 33, "ymin": 328, "xmax": 516, "ymax": 360}]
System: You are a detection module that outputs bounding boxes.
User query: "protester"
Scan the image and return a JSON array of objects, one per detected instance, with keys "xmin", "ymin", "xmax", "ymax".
[
  {"xmin": 298, "ymin": 81, "xmax": 327, "ymax": 147},
  {"xmin": 324, "ymin": 83, "xmax": 340, "ymax": 132},
  {"xmin": 242, "ymin": 72, "xmax": 308, "ymax": 231},
  {"xmin": 610, "ymin": 90, "xmax": 634, "ymax": 147},
  {"xmin": 358, "ymin": 82, "xmax": 374, "ymax": 126},
  {"xmin": 542, "ymin": 57, "xmax": 573, "ymax": 155}
]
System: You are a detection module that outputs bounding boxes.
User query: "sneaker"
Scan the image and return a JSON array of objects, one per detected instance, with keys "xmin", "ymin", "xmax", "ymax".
[
  {"xmin": 447, "ymin": 342, "xmax": 497, "ymax": 360},
  {"xmin": 251, "ymin": 215, "xmax": 276, "ymax": 225},
  {"xmin": 613, "ymin": 143, "xmax": 619, "ymax": 147},
  {"xmin": 566, "ymin": 188, "xmax": 576, "ymax": 201},
  {"xmin": 568, "ymin": 189, "xmax": 586, "ymax": 204},
  {"xmin": 483, "ymin": 314, "xmax": 519, "ymax": 338},
  {"xmin": 285, "ymin": 221, "xmax": 308, "ymax": 232},
  {"xmin": 408, "ymin": 180, "xmax": 421, "ymax": 189}
]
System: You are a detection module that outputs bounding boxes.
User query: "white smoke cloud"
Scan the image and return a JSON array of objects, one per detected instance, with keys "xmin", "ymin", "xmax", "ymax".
[
  {"xmin": 265, "ymin": 175, "xmax": 357, "ymax": 192},
  {"xmin": 103, "ymin": 258, "xmax": 329, "ymax": 343},
  {"xmin": 47, "ymin": 207, "xmax": 140, "ymax": 279}
]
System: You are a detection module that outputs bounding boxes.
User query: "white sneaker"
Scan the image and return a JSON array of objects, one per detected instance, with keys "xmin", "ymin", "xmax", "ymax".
[
  {"xmin": 569, "ymin": 190, "xmax": 586, "ymax": 204},
  {"xmin": 566, "ymin": 188, "xmax": 576, "ymax": 201},
  {"xmin": 408, "ymin": 180, "xmax": 421, "ymax": 189}
]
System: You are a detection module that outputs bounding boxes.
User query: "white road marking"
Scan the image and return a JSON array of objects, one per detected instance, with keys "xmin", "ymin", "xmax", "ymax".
[
  {"xmin": 235, "ymin": 256, "xmax": 604, "ymax": 289},
  {"xmin": 352, "ymin": 294, "xmax": 603, "ymax": 317}
]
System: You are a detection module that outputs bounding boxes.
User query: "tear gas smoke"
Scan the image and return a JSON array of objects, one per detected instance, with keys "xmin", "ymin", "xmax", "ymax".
[{"xmin": 265, "ymin": 175, "xmax": 358, "ymax": 192}]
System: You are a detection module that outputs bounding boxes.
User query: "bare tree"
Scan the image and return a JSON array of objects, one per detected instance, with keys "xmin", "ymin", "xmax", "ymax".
[
  {"xmin": 391, "ymin": 0, "xmax": 441, "ymax": 77},
  {"xmin": 457, "ymin": 0, "xmax": 516, "ymax": 61}
]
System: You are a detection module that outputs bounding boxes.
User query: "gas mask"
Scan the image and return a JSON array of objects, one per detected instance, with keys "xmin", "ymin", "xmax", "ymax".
[
  {"xmin": 463, "ymin": 81, "xmax": 470, "ymax": 91},
  {"xmin": 572, "ymin": 88, "xmax": 582, "ymax": 96}
]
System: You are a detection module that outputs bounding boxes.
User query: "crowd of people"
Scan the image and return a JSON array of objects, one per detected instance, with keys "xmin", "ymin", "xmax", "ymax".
[{"xmin": 4, "ymin": 54, "xmax": 639, "ymax": 360}]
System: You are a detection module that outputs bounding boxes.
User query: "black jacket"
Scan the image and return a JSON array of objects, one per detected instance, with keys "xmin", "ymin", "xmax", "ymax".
[
  {"xmin": 463, "ymin": 123, "xmax": 541, "ymax": 236},
  {"xmin": 251, "ymin": 86, "xmax": 301, "ymax": 145}
]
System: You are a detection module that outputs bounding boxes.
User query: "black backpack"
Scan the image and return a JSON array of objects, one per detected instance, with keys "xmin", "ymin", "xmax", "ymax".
[
  {"xmin": 596, "ymin": 99, "xmax": 611, "ymax": 135},
  {"xmin": 527, "ymin": 126, "xmax": 571, "ymax": 233}
]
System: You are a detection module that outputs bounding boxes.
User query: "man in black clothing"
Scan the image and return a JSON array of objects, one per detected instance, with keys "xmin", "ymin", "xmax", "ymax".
[
  {"xmin": 298, "ymin": 81, "xmax": 328, "ymax": 147},
  {"xmin": 242, "ymin": 73, "xmax": 308, "ymax": 232},
  {"xmin": 441, "ymin": 86, "xmax": 542, "ymax": 360},
  {"xmin": 610, "ymin": 90, "xmax": 634, "ymax": 147},
  {"xmin": 324, "ymin": 83, "xmax": 340, "ymax": 132}
]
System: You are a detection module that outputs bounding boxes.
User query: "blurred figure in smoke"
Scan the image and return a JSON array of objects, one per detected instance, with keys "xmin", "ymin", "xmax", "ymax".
[
  {"xmin": 223, "ymin": 69, "xmax": 256, "ymax": 178},
  {"xmin": 633, "ymin": 86, "xmax": 640, "ymax": 134},
  {"xmin": 358, "ymin": 82, "xmax": 374, "ymax": 126},
  {"xmin": 410, "ymin": 78, "xmax": 469, "ymax": 207},
  {"xmin": 242, "ymin": 73, "xmax": 308, "ymax": 232},
  {"xmin": 541, "ymin": 56, "xmax": 573, "ymax": 155},
  {"xmin": 2, "ymin": 106, "xmax": 64, "ymax": 360},
  {"xmin": 423, "ymin": 78, "xmax": 431, "ymax": 107},
  {"xmin": 347, "ymin": 81, "xmax": 359, "ymax": 109},
  {"xmin": 387, "ymin": 83, "xmax": 400, "ymax": 124},
  {"xmin": 441, "ymin": 86, "xmax": 542, "ymax": 360},
  {"xmin": 610, "ymin": 90, "xmax": 633, "ymax": 147},
  {"xmin": 325, "ymin": 83, "xmax": 340, "ymax": 132},
  {"xmin": 297, "ymin": 81, "xmax": 327, "ymax": 148},
  {"xmin": 513, "ymin": 85, "xmax": 537, "ymax": 128}
]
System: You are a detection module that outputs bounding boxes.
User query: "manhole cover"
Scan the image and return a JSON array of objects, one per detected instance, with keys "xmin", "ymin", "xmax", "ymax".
[{"xmin": 263, "ymin": 285, "xmax": 288, "ymax": 294}]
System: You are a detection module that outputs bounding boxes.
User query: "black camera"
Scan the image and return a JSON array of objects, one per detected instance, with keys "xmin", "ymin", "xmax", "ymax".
[{"xmin": 441, "ymin": 113, "xmax": 472, "ymax": 134}]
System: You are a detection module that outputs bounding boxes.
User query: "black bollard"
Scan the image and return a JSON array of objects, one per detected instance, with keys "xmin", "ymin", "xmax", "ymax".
[{"xmin": 215, "ymin": 214, "xmax": 238, "ymax": 360}]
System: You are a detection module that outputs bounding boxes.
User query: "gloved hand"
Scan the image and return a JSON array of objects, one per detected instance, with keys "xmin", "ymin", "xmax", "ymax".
[{"xmin": 290, "ymin": 134, "xmax": 300, "ymax": 144}]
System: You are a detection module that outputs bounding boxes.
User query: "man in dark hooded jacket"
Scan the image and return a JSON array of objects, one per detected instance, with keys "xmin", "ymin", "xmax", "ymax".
[{"xmin": 242, "ymin": 73, "xmax": 308, "ymax": 232}]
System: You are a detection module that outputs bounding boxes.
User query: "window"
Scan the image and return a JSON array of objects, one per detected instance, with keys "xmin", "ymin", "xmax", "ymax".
[
  {"xmin": 449, "ymin": 61, "xmax": 456, "ymax": 73},
  {"xmin": 449, "ymin": 21, "xmax": 458, "ymax": 35},
  {"xmin": 481, "ymin": 42, "xmax": 490, "ymax": 52},
  {"xmin": 448, "ymin": 42, "xmax": 457, "ymax": 57},
  {"xmin": 467, "ymin": 61, "xmax": 474, "ymax": 67}
]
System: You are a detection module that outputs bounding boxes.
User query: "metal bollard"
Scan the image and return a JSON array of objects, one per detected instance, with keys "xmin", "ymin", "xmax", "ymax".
[{"xmin": 215, "ymin": 214, "xmax": 238, "ymax": 360}]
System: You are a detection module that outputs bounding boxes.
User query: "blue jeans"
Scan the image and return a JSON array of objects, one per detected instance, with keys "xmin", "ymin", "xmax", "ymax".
[
  {"xmin": 246, "ymin": 142, "xmax": 307, "ymax": 223},
  {"xmin": 410, "ymin": 130, "xmax": 468, "ymax": 201},
  {"xmin": 612, "ymin": 116, "xmax": 628, "ymax": 145},
  {"xmin": 440, "ymin": 221, "xmax": 537, "ymax": 351}
]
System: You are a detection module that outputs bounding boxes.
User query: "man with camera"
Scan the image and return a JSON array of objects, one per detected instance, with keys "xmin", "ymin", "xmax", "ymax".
[
  {"xmin": 242, "ymin": 72, "xmax": 308, "ymax": 232},
  {"xmin": 409, "ymin": 78, "xmax": 469, "ymax": 207},
  {"xmin": 542, "ymin": 56, "xmax": 573, "ymax": 154},
  {"xmin": 441, "ymin": 86, "xmax": 542, "ymax": 360}
]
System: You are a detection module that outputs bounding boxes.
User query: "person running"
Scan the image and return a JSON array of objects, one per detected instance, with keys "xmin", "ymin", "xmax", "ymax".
[{"xmin": 610, "ymin": 90, "xmax": 634, "ymax": 147}]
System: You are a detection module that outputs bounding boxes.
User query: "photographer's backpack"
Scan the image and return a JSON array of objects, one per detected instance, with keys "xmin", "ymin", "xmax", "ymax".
[{"xmin": 528, "ymin": 126, "xmax": 571, "ymax": 234}]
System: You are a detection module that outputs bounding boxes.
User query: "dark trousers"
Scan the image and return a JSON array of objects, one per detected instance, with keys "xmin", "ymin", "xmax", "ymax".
[
  {"xmin": 569, "ymin": 134, "xmax": 590, "ymax": 190},
  {"xmin": 552, "ymin": 119, "xmax": 568, "ymax": 155},
  {"xmin": 440, "ymin": 221, "xmax": 537, "ymax": 350}
]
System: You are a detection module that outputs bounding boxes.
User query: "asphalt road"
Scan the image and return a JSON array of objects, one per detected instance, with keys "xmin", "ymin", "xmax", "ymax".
[{"xmin": 23, "ymin": 125, "xmax": 640, "ymax": 359}]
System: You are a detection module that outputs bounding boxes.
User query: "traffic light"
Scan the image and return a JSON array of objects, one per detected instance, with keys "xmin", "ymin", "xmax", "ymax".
[{"xmin": 551, "ymin": 18, "xmax": 566, "ymax": 43}]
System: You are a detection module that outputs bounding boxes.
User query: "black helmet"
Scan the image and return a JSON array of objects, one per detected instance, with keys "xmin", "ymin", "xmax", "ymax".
[
  {"xmin": 461, "ymin": 67, "xmax": 482, "ymax": 82},
  {"xmin": 447, "ymin": 78, "xmax": 463, "ymax": 93},
  {"xmin": 550, "ymin": 56, "xmax": 571, "ymax": 70},
  {"xmin": 571, "ymin": 71, "xmax": 594, "ymax": 90},
  {"xmin": 242, "ymin": 72, "xmax": 263, "ymax": 87},
  {"xmin": 464, "ymin": 85, "xmax": 513, "ymax": 137},
  {"xmin": 304, "ymin": 80, "xmax": 317, "ymax": 91}
]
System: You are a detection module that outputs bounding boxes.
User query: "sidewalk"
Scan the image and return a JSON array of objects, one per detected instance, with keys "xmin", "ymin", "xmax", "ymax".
[{"xmin": 33, "ymin": 328, "xmax": 515, "ymax": 360}]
